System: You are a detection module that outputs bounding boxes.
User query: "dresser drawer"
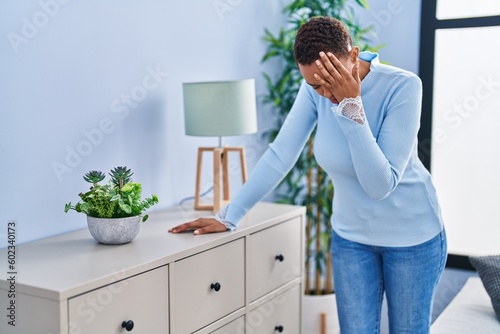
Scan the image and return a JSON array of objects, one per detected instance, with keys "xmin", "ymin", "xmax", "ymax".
[
  {"xmin": 68, "ymin": 265, "xmax": 168, "ymax": 333},
  {"xmin": 173, "ymin": 238, "xmax": 245, "ymax": 333},
  {"xmin": 209, "ymin": 316, "xmax": 245, "ymax": 334},
  {"xmin": 247, "ymin": 284, "xmax": 301, "ymax": 334},
  {"xmin": 248, "ymin": 218, "xmax": 302, "ymax": 301}
]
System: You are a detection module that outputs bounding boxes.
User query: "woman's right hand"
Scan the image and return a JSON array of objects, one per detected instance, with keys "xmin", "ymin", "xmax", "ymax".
[
  {"xmin": 168, "ymin": 217, "xmax": 228, "ymax": 235},
  {"xmin": 314, "ymin": 51, "xmax": 361, "ymax": 103}
]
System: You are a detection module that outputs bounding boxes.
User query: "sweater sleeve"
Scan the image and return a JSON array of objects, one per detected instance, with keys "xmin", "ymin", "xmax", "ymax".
[
  {"xmin": 223, "ymin": 81, "xmax": 318, "ymax": 226},
  {"xmin": 333, "ymin": 74, "xmax": 422, "ymax": 201}
]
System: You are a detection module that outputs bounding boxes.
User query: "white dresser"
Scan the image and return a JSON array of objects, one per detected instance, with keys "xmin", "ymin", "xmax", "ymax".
[{"xmin": 0, "ymin": 202, "xmax": 305, "ymax": 334}]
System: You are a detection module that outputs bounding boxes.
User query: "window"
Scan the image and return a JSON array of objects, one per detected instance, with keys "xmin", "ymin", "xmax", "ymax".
[
  {"xmin": 419, "ymin": 2, "xmax": 500, "ymax": 256},
  {"xmin": 436, "ymin": 0, "xmax": 500, "ymax": 20}
]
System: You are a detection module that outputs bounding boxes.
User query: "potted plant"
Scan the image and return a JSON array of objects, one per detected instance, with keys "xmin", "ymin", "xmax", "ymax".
[
  {"xmin": 64, "ymin": 166, "xmax": 159, "ymax": 245},
  {"xmin": 261, "ymin": 0, "xmax": 379, "ymax": 332}
]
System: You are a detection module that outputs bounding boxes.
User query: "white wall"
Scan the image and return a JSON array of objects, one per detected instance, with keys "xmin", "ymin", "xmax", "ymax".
[
  {"xmin": 0, "ymin": 0, "xmax": 423, "ymax": 248},
  {"xmin": 354, "ymin": 0, "xmax": 421, "ymax": 73},
  {"xmin": 0, "ymin": 0, "xmax": 286, "ymax": 247}
]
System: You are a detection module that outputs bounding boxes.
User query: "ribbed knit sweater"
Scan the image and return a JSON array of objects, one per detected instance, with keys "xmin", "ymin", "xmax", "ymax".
[{"xmin": 224, "ymin": 52, "xmax": 444, "ymax": 247}]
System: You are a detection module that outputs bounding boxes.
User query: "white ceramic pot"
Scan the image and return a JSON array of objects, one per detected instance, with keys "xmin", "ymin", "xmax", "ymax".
[
  {"xmin": 302, "ymin": 293, "xmax": 340, "ymax": 334},
  {"xmin": 86, "ymin": 215, "xmax": 141, "ymax": 245}
]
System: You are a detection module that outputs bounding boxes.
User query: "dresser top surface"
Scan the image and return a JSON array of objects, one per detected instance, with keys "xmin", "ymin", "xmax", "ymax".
[{"xmin": 0, "ymin": 202, "xmax": 304, "ymax": 300}]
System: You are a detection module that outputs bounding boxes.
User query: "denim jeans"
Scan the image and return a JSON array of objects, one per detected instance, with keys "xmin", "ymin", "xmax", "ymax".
[{"xmin": 331, "ymin": 230, "xmax": 447, "ymax": 334}]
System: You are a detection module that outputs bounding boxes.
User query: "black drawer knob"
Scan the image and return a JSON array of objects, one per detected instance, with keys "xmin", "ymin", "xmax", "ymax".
[
  {"xmin": 275, "ymin": 254, "xmax": 285, "ymax": 262},
  {"xmin": 122, "ymin": 320, "xmax": 134, "ymax": 331},
  {"xmin": 211, "ymin": 282, "xmax": 221, "ymax": 292},
  {"xmin": 275, "ymin": 325, "xmax": 284, "ymax": 332}
]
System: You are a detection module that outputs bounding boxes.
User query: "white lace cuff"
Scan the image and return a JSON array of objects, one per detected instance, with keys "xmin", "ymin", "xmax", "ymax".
[
  {"xmin": 332, "ymin": 96, "xmax": 366, "ymax": 124},
  {"xmin": 214, "ymin": 204, "xmax": 237, "ymax": 230}
]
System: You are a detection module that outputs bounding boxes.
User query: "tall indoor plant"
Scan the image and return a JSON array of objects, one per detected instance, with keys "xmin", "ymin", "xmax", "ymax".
[{"xmin": 261, "ymin": 1, "xmax": 379, "ymax": 328}]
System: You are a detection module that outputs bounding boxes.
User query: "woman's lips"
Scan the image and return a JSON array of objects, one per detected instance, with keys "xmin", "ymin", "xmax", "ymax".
[{"xmin": 329, "ymin": 98, "xmax": 339, "ymax": 104}]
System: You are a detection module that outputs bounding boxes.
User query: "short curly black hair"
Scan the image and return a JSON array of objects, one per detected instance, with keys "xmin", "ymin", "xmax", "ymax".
[{"xmin": 293, "ymin": 16, "xmax": 352, "ymax": 65}]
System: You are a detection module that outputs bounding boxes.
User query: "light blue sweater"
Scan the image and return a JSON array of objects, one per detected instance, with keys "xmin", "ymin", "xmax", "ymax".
[{"xmin": 225, "ymin": 52, "xmax": 444, "ymax": 247}]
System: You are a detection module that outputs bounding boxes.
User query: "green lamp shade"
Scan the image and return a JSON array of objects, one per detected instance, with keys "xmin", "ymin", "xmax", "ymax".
[{"xmin": 183, "ymin": 79, "xmax": 258, "ymax": 136}]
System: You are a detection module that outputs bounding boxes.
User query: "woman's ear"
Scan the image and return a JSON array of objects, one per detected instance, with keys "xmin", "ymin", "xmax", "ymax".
[{"xmin": 349, "ymin": 46, "xmax": 360, "ymax": 63}]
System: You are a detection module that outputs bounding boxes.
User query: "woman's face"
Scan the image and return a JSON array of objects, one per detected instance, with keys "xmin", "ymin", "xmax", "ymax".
[{"xmin": 298, "ymin": 55, "xmax": 353, "ymax": 104}]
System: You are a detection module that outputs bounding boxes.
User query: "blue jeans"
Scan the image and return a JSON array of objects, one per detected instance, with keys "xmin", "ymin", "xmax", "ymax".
[{"xmin": 331, "ymin": 230, "xmax": 447, "ymax": 334}]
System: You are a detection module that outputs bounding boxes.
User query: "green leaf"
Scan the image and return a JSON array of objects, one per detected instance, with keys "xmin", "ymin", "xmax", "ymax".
[
  {"xmin": 83, "ymin": 170, "xmax": 105, "ymax": 184},
  {"xmin": 109, "ymin": 166, "xmax": 133, "ymax": 188},
  {"xmin": 64, "ymin": 203, "xmax": 72, "ymax": 213},
  {"xmin": 355, "ymin": 0, "xmax": 369, "ymax": 9},
  {"xmin": 119, "ymin": 202, "xmax": 131, "ymax": 214}
]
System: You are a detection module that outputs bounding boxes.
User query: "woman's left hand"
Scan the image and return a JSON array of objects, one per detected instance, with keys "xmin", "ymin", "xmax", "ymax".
[
  {"xmin": 168, "ymin": 217, "xmax": 227, "ymax": 235},
  {"xmin": 314, "ymin": 51, "xmax": 361, "ymax": 103}
]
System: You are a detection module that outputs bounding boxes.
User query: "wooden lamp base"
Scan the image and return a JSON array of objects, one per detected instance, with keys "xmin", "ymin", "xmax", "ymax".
[{"xmin": 194, "ymin": 147, "xmax": 248, "ymax": 214}]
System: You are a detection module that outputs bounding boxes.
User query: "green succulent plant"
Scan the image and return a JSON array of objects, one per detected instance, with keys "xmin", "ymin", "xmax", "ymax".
[
  {"xmin": 109, "ymin": 166, "xmax": 133, "ymax": 189},
  {"xmin": 83, "ymin": 170, "xmax": 106, "ymax": 186},
  {"xmin": 65, "ymin": 166, "xmax": 158, "ymax": 222}
]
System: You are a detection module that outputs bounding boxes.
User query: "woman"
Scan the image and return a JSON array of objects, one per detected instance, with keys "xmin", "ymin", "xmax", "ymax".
[{"xmin": 170, "ymin": 16, "xmax": 447, "ymax": 333}]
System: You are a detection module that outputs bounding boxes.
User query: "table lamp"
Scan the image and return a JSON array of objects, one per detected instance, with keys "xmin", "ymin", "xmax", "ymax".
[{"xmin": 183, "ymin": 78, "xmax": 258, "ymax": 213}]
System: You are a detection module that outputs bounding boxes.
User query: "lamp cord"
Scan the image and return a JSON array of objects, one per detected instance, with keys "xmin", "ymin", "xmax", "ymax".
[{"xmin": 178, "ymin": 186, "xmax": 214, "ymax": 206}]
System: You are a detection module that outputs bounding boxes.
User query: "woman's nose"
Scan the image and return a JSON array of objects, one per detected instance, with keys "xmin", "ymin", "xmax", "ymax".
[{"xmin": 322, "ymin": 87, "xmax": 332, "ymax": 99}]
